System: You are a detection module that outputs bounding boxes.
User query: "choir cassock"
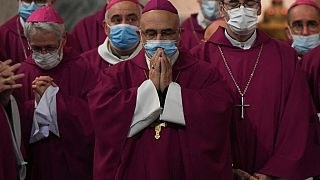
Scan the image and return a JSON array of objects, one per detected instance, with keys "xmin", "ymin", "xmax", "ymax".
[
  {"xmin": 192, "ymin": 27, "xmax": 316, "ymax": 179},
  {"xmin": 299, "ymin": 45, "xmax": 320, "ymax": 178},
  {"xmin": 179, "ymin": 13, "xmax": 205, "ymax": 50},
  {"xmin": 71, "ymin": 5, "xmax": 107, "ymax": 53},
  {"xmin": 89, "ymin": 47, "xmax": 234, "ymax": 179},
  {"xmin": 0, "ymin": 96, "xmax": 26, "ymax": 180}
]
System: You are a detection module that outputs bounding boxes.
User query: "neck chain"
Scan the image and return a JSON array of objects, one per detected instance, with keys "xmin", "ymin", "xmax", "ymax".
[
  {"xmin": 16, "ymin": 17, "xmax": 28, "ymax": 60},
  {"xmin": 218, "ymin": 44, "xmax": 263, "ymax": 119}
]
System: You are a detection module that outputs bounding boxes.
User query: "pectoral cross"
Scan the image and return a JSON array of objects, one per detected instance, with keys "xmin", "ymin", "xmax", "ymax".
[
  {"xmin": 235, "ymin": 96, "xmax": 250, "ymax": 119},
  {"xmin": 151, "ymin": 120, "xmax": 167, "ymax": 140}
]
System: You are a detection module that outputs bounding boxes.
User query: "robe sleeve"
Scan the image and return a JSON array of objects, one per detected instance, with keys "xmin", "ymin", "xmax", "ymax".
[
  {"xmin": 128, "ymin": 79, "xmax": 161, "ymax": 137},
  {"xmin": 258, "ymin": 64, "xmax": 316, "ymax": 178},
  {"xmin": 88, "ymin": 71, "xmax": 139, "ymax": 180},
  {"xmin": 160, "ymin": 82, "xmax": 185, "ymax": 125},
  {"xmin": 179, "ymin": 68, "xmax": 234, "ymax": 179},
  {"xmin": 30, "ymin": 86, "xmax": 59, "ymax": 143}
]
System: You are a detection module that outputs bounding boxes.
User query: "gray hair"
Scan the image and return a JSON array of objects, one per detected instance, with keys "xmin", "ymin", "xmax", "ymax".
[{"xmin": 24, "ymin": 22, "xmax": 65, "ymax": 40}]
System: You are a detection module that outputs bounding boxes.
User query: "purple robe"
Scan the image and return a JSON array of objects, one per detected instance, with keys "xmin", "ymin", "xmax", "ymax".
[
  {"xmin": 192, "ymin": 27, "xmax": 316, "ymax": 179},
  {"xmin": 298, "ymin": 46, "xmax": 320, "ymax": 178},
  {"xmin": 0, "ymin": 107, "xmax": 18, "ymax": 180},
  {"xmin": 71, "ymin": 6, "xmax": 107, "ymax": 53},
  {"xmin": 0, "ymin": 15, "xmax": 81, "ymax": 64},
  {"xmin": 81, "ymin": 48, "xmax": 111, "ymax": 70},
  {"xmin": 88, "ymin": 49, "xmax": 234, "ymax": 180},
  {"xmin": 14, "ymin": 47, "xmax": 99, "ymax": 180},
  {"xmin": 179, "ymin": 13, "xmax": 205, "ymax": 50}
]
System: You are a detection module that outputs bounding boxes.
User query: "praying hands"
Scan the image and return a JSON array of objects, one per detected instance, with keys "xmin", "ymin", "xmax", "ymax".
[
  {"xmin": 0, "ymin": 59, "xmax": 24, "ymax": 106},
  {"xmin": 149, "ymin": 48, "xmax": 172, "ymax": 92},
  {"xmin": 32, "ymin": 76, "xmax": 58, "ymax": 104}
]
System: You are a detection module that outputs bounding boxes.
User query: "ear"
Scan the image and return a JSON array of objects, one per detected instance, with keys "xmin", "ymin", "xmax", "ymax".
[
  {"xmin": 285, "ymin": 26, "xmax": 292, "ymax": 40},
  {"xmin": 62, "ymin": 32, "xmax": 67, "ymax": 46},
  {"xmin": 219, "ymin": 2, "xmax": 226, "ymax": 19},
  {"xmin": 103, "ymin": 20, "xmax": 110, "ymax": 36},
  {"xmin": 257, "ymin": 3, "xmax": 262, "ymax": 16}
]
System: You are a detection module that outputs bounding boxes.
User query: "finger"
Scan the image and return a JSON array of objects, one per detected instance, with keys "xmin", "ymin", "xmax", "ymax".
[
  {"xmin": 38, "ymin": 76, "xmax": 53, "ymax": 81},
  {"xmin": 249, "ymin": 176, "xmax": 259, "ymax": 180},
  {"xmin": 51, "ymin": 81, "xmax": 58, "ymax": 87},
  {"xmin": 7, "ymin": 63, "xmax": 21, "ymax": 73},
  {"xmin": 3, "ymin": 74, "xmax": 25, "ymax": 83},
  {"xmin": 0, "ymin": 59, "xmax": 13, "ymax": 67},
  {"xmin": 150, "ymin": 49, "xmax": 162, "ymax": 66}
]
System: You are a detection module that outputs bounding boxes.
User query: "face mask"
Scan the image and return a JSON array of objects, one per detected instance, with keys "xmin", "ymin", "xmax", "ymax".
[
  {"xmin": 32, "ymin": 45, "xmax": 63, "ymax": 70},
  {"xmin": 144, "ymin": 40, "xmax": 178, "ymax": 58},
  {"xmin": 291, "ymin": 34, "xmax": 320, "ymax": 55},
  {"xmin": 201, "ymin": 0, "xmax": 220, "ymax": 21},
  {"xmin": 108, "ymin": 24, "xmax": 139, "ymax": 50},
  {"xmin": 226, "ymin": 6, "xmax": 258, "ymax": 36},
  {"xmin": 18, "ymin": 1, "xmax": 47, "ymax": 21}
]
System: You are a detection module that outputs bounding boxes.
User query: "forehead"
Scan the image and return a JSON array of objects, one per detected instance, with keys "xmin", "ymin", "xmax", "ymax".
[
  {"xmin": 108, "ymin": 1, "xmax": 141, "ymax": 17},
  {"xmin": 141, "ymin": 10, "xmax": 178, "ymax": 30},
  {"xmin": 29, "ymin": 30, "xmax": 58, "ymax": 45},
  {"xmin": 290, "ymin": 5, "xmax": 319, "ymax": 21}
]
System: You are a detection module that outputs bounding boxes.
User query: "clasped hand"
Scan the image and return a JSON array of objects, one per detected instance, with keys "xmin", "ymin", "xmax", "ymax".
[{"xmin": 149, "ymin": 48, "xmax": 172, "ymax": 92}]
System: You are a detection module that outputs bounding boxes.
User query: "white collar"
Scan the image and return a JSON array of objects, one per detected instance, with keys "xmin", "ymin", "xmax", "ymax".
[
  {"xmin": 224, "ymin": 30, "xmax": 257, "ymax": 50},
  {"xmin": 196, "ymin": 11, "xmax": 211, "ymax": 30},
  {"xmin": 19, "ymin": 17, "xmax": 26, "ymax": 30},
  {"xmin": 98, "ymin": 37, "xmax": 142, "ymax": 65},
  {"xmin": 145, "ymin": 50, "xmax": 180, "ymax": 70}
]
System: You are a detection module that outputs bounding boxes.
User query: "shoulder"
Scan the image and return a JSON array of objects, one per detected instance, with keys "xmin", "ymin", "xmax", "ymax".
[
  {"xmin": 180, "ymin": 13, "xmax": 198, "ymax": 29},
  {"xmin": 81, "ymin": 48, "xmax": 99, "ymax": 59},
  {"xmin": 0, "ymin": 15, "xmax": 18, "ymax": 33},
  {"xmin": 72, "ymin": 8, "xmax": 105, "ymax": 31},
  {"xmin": 301, "ymin": 45, "xmax": 320, "ymax": 70}
]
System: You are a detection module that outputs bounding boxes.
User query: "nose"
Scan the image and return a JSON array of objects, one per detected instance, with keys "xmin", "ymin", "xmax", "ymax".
[
  {"xmin": 302, "ymin": 25, "xmax": 311, "ymax": 36},
  {"xmin": 155, "ymin": 33, "xmax": 163, "ymax": 40}
]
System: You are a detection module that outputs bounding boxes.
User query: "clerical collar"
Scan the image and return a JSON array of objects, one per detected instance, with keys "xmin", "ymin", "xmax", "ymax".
[
  {"xmin": 98, "ymin": 37, "xmax": 142, "ymax": 65},
  {"xmin": 225, "ymin": 30, "xmax": 257, "ymax": 50},
  {"xmin": 145, "ymin": 50, "xmax": 180, "ymax": 70},
  {"xmin": 197, "ymin": 11, "xmax": 211, "ymax": 30},
  {"xmin": 19, "ymin": 17, "xmax": 26, "ymax": 30}
]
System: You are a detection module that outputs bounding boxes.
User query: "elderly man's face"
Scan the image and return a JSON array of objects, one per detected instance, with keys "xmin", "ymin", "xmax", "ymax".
[
  {"xmin": 28, "ymin": 30, "xmax": 64, "ymax": 54},
  {"xmin": 105, "ymin": 1, "xmax": 141, "ymax": 34},
  {"xmin": 288, "ymin": 5, "xmax": 320, "ymax": 36},
  {"xmin": 140, "ymin": 10, "xmax": 180, "ymax": 43}
]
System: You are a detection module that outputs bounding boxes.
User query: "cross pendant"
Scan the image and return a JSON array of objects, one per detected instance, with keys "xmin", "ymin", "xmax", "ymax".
[
  {"xmin": 235, "ymin": 96, "xmax": 250, "ymax": 119},
  {"xmin": 154, "ymin": 121, "xmax": 167, "ymax": 140}
]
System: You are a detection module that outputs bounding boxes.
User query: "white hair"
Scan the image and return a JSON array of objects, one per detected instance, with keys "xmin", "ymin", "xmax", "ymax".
[{"xmin": 24, "ymin": 22, "xmax": 65, "ymax": 40}]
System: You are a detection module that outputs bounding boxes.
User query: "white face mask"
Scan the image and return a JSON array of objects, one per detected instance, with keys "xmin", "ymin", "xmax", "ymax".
[
  {"xmin": 291, "ymin": 34, "xmax": 320, "ymax": 55},
  {"xmin": 32, "ymin": 48, "xmax": 63, "ymax": 70},
  {"xmin": 226, "ymin": 6, "xmax": 258, "ymax": 36}
]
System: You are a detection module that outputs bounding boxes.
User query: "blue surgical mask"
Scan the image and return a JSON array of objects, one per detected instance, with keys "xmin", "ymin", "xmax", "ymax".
[
  {"xmin": 19, "ymin": 1, "xmax": 47, "ymax": 21},
  {"xmin": 292, "ymin": 34, "xmax": 320, "ymax": 55},
  {"xmin": 201, "ymin": 0, "xmax": 220, "ymax": 21},
  {"xmin": 144, "ymin": 40, "xmax": 178, "ymax": 58},
  {"xmin": 108, "ymin": 24, "xmax": 139, "ymax": 50}
]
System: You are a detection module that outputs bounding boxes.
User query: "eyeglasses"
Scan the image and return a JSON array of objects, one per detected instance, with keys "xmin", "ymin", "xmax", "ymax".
[
  {"xmin": 30, "ymin": 45, "xmax": 59, "ymax": 53},
  {"xmin": 223, "ymin": 0, "xmax": 260, "ymax": 10},
  {"xmin": 290, "ymin": 20, "xmax": 320, "ymax": 34},
  {"xmin": 141, "ymin": 29, "xmax": 180, "ymax": 40}
]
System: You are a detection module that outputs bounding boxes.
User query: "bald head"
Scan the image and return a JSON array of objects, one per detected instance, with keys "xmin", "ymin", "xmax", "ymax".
[{"xmin": 140, "ymin": 10, "xmax": 180, "ymax": 43}]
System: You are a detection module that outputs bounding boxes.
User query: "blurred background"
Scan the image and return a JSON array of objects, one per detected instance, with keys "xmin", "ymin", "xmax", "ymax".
[{"xmin": 0, "ymin": 0, "xmax": 297, "ymax": 40}]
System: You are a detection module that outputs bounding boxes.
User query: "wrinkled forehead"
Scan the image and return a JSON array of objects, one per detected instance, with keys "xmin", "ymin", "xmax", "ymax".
[
  {"xmin": 141, "ymin": 10, "xmax": 179, "ymax": 30},
  {"xmin": 107, "ymin": 1, "xmax": 141, "ymax": 17}
]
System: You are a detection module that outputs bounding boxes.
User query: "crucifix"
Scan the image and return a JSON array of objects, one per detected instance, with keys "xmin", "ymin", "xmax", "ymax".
[
  {"xmin": 235, "ymin": 96, "xmax": 250, "ymax": 119},
  {"xmin": 151, "ymin": 120, "xmax": 167, "ymax": 140}
]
